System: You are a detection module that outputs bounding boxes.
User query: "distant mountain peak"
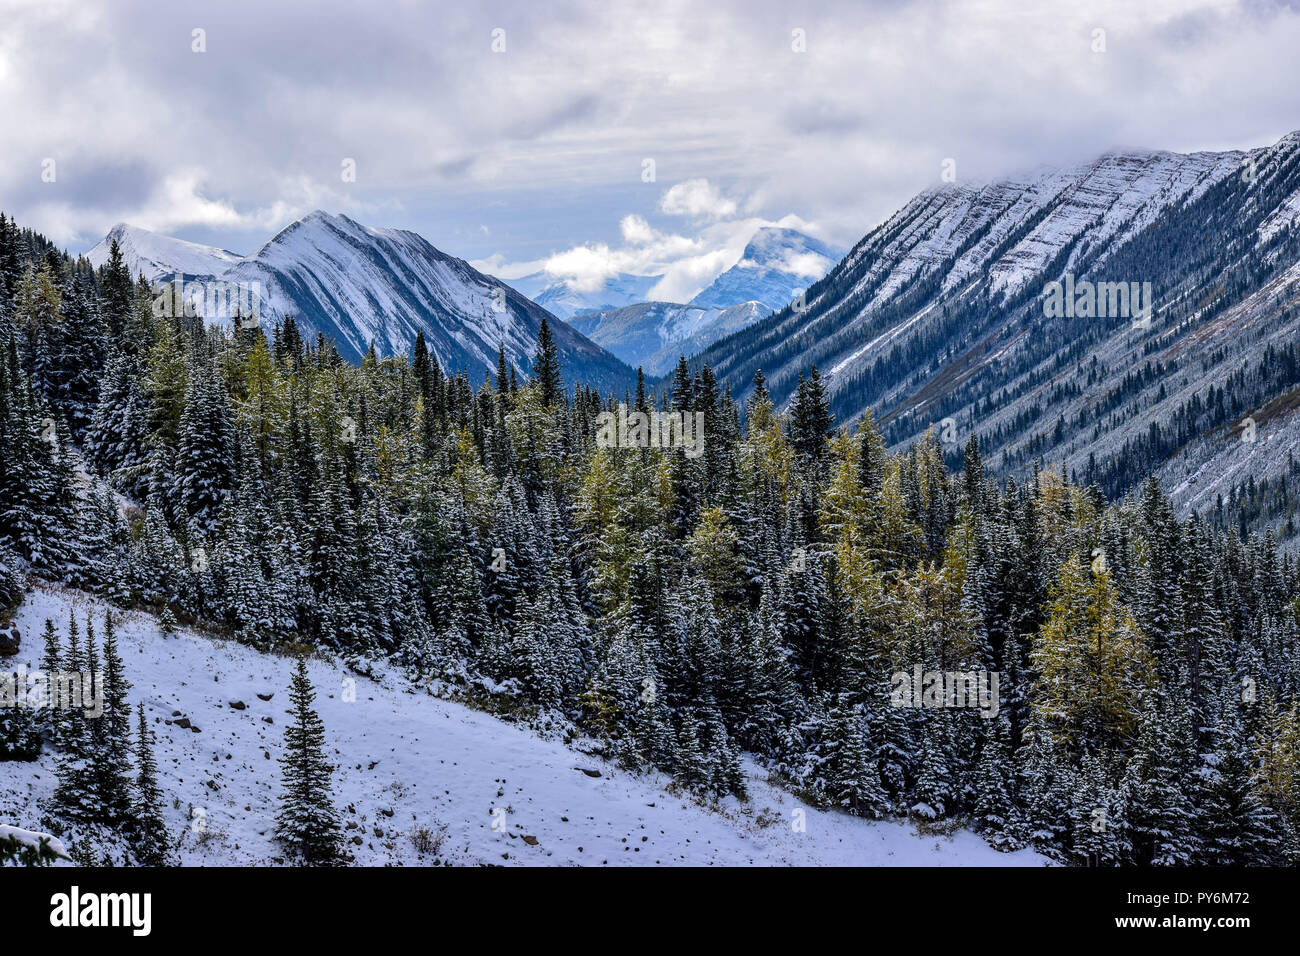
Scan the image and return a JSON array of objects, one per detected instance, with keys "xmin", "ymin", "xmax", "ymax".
[
  {"xmin": 569, "ymin": 299, "xmax": 768, "ymax": 377},
  {"xmin": 508, "ymin": 271, "xmax": 665, "ymax": 320},
  {"xmin": 687, "ymin": 226, "xmax": 843, "ymax": 312}
]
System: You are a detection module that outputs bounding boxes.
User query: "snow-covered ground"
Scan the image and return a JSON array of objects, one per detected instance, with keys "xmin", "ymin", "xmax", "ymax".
[{"xmin": 0, "ymin": 583, "xmax": 1045, "ymax": 866}]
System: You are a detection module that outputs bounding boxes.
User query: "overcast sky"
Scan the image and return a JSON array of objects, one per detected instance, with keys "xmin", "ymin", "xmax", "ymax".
[{"xmin": 3, "ymin": 0, "xmax": 1299, "ymax": 300}]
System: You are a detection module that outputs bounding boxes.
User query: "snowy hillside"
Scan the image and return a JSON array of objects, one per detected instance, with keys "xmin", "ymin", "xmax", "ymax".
[
  {"xmin": 570, "ymin": 300, "xmax": 768, "ymax": 376},
  {"xmin": 84, "ymin": 214, "xmax": 635, "ymax": 392},
  {"xmin": 0, "ymin": 583, "xmax": 1043, "ymax": 867}
]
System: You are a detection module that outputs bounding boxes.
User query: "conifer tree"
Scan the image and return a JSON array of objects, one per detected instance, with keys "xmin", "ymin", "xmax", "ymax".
[
  {"xmin": 1124, "ymin": 697, "xmax": 1199, "ymax": 865},
  {"xmin": 788, "ymin": 365, "xmax": 833, "ymax": 469},
  {"xmin": 972, "ymin": 714, "xmax": 1019, "ymax": 849},
  {"xmin": 276, "ymin": 658, "xmax": 347, "ymax": 866},
  {"xmin": 913, "ymin": 708, "xmax": 958, "ymax": 821},
  {"xmin": 0, "ymin": 664, "xmax": 42, "ymax": 759},
  {"xmin": 533, "ymin": 317, "xmax": 563, "ymax": 408},
  {"xmin": 827, "ymin": 695, "xmax": 888, "ymax": 817},
  {"xmin": 173, "ymin": 368, "xmax": 236, "ymax": 532},
  {"xmin": 132, "ymin": 701, "xmax": 172, "ymax": 866}
]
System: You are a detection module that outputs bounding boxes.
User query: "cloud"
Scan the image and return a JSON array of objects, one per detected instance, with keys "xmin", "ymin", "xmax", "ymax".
[
  {"xmin": 489, "ymin": 182, "xmax": 831, "ymax": 303},
  {"xmin": 766, "ymin": 250, "xmax": 835, "ymax": 279},
  {"xmin": 0, "ymin": 0, "xmax": 1297, "ymax": 266},
  {"xmin": 659, "ymin": 179, "xmax": 739, "ymax": 220},
  {"xmin": 620, "ymin": 214, "xmax": 657, "ymax": 244},
  {"xmin": 480, "ymin": 176, "xmax": 847, "ymax": 301},
  {"xmin": 531, "ymin": 224, "xmax": 710, "ymax": 296}
]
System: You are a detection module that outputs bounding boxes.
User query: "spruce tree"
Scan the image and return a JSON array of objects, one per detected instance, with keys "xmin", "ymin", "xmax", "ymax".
[
  {"xmin": 972, "ymin": 714, "xmax": 1019, "ymax": 849},
  {"xmin": 533, "ymin": 317, "xmax": 563, "ymax": 408},
  {"xmin": 276, "ymin": 658, "xmax": 347, "ymax": 865},
  {"xmin": 828, "ymin": 696, "xmax": 888, "ymax": 817},
  {"xmin": 0, "ymin": 665, "xmax": 42, "ymax": 760},
  {"xmin": 132, "ymin": 701, "xmax": 172, "ymax": 866},
  {"xmin": 173, "ymin": 368, "xmax": 236, "ymax": 532}
]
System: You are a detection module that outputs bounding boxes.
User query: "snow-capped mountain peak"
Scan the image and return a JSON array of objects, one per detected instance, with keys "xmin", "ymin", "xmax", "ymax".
[
  {"xmin": 687, "ymin": 226, "xmax": 844, "ymax": 312},
  {"xmin": 86, "ymin": 222, "xmax": 243, "ymax": 281}
]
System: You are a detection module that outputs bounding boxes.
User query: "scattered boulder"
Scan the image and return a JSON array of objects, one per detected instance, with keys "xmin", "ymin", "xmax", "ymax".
[
  {"xmin": 228, "ymin": 700, "xmax": 246, "ymax": 711},
  {"xmin": 0, "ymin": 626, "xmax": 19, "ymax": 657},
  {"xmin": 256, "ymin": 693, "xmax": 273, "ymax": 702},
  {"xmin": 576, "ymin": 767, "xmax": 601, "ymax": 778},
  {"xmin": 522, "ymin": 835, "xmax": 539, "ymax": 846}
]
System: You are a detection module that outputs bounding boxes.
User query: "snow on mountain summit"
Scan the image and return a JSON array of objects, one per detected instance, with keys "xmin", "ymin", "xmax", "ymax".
[
  {"xmin": 687, "ymin": 226, "xmax": 844, "ymax": 312},
  {"xmin": 86, "ymin": 222, "xmax": 243, "ymax": 281}
]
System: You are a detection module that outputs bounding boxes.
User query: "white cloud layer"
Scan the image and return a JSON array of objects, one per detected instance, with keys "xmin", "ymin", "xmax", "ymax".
[
  {"xmin": 659, "ymin": 179, "xmax": 739, "ymax": 220},
  {"xmin": 1, "ymin": 0, "xmax": 1297, "ymax": 273}
]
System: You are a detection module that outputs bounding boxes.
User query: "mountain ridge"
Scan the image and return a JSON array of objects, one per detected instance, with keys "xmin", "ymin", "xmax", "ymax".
[
  {"xmin": 569, "ymin": 299, "xmax": 769, "ymax": 376},
  {"xmin": 87, "ymin": 213, "xmax": 635, "ymax": 393},
  {"xmin": 690, "ymin": 130, "xmax": 1300, "ymax": 544}
]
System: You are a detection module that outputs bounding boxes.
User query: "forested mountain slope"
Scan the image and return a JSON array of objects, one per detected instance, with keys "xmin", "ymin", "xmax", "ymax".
[{"xmin": 691, "ymin": 132, "xmax": 1300, "ymax": 544}]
